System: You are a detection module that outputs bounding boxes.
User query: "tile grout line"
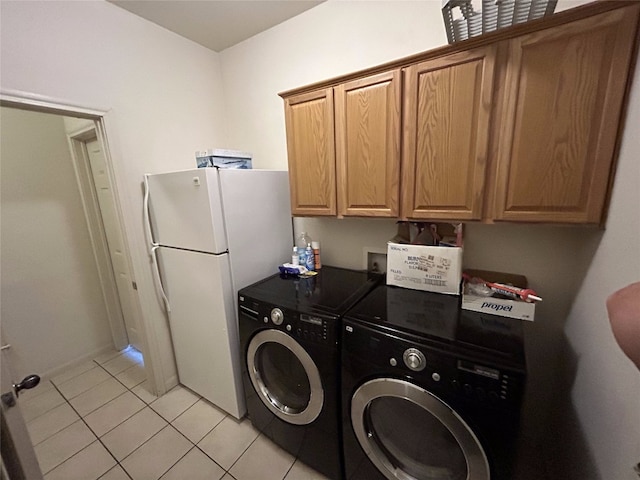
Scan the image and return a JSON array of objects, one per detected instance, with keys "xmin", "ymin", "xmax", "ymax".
[
  {"xmin": 148, "ymin": 390, "xmax": 236, "ymax": 478},
  {"xmin": 41, "ymin": 354, "xmax": 145, "ymax": 479},
  {"xmin": 27, "ymin": 350, "xmax": 149, "ymax": 479},
  {"xmin": 50, "ymin": 361, "xmax": 118, "ymax": 414},
  {"xmin": 46, "ymin": 361, "xmax": 135, "ymax": 480},
  {"xmin": 24, "ymin": 356, "xmax": 143, "ymax": 428},
  {"xmin": 89, "ymin": 372, "xmax": 210, "ymax": 479},
  {"xmin": 88, "ymin": 357, "xmax": 154, "ymax": 480},
  {"xmin": 224, "ymin": 430, "xmax": 269, "ymax": 478},
  {"xmin": 29, "ymin": 359, "xmax": 106, "ymax": 475},
  {"xmin": 19, "ymin": 383, "xmax": 72, "ymax": 425},
  {"xmin": 82, "ymin": 356, "xmax": 193, "ymax": 478},
  {"xmin": 31, "ymin": 350, "xmax": 310, "ymax": 480}
]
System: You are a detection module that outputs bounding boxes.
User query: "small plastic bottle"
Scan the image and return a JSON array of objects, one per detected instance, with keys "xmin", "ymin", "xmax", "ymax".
[
  {"xmin": 305, "ymin": 243, "xmax": 315, "ymax": 271},
  {"xmin": 291, "ymin": 246, "xmax": 299, "ymax": 266},
  {"xmin": 298, "ymin": 247, "xmax": 306, "ymax": 268},
  {"xmin": 312, "ymin": 241, "xmax": 321, "ymax": 270},
  {"xmin": 296, "ymin": 232, "xmax": 312, "ymax": 264}
]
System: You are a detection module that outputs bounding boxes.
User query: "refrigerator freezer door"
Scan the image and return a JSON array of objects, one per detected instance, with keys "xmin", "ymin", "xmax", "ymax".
[
  {"xmin": 156, "ymin": 246, "xmax": 245, "ymax": 418},
  {"xmin": 219, "ymin": 169, "xmax": 293, "ymax": 292},
  {"xmin": 147, "ymin": 169, "xmax": 227, "ymax": 253}
]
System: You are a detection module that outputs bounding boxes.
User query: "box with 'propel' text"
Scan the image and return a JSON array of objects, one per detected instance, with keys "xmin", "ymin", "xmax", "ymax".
[{"xmin": 462, "ymin": 294, "xmax": 536, "ymax": 321}]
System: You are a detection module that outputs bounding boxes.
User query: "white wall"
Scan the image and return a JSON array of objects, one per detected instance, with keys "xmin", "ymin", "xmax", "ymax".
[
  {"xmin": 218, "ymin": 1, "xmax": 638, "ymax": 478},
  {"xmin": 1, "ymin": 0, "xmax": 228, "ymax": 393},
  {"xmin": 220, "ymin": 0, "xmax": 593, "ymax": 169},
  {"xmin": 558, "ymin": 64, "xmax": 640, "ymax": 480},
  {"xmin": 220, "ymin": 0, "xmax": 441, "ymax": 169},
  {"xmin": 1, "ymin": 107, "xmax": 114, "ymax": 378}
]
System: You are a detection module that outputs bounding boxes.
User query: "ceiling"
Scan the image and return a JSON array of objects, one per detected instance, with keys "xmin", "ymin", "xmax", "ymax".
[{"xmin": 106, "ymin": 0, "xmax": 325, "ymax": 52}]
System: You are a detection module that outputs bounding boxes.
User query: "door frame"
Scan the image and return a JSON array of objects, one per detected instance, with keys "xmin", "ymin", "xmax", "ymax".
[
  {"xmin": 0, "ymin": 88, "xmax": 165, "ymax": 398},
  {"xmin": 67, "ymin": 124, "xmax": 129, "ymax": 351}
]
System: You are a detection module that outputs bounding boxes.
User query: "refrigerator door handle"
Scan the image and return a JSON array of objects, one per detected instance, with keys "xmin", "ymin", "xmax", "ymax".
[
  {"xmin": 143, "ymin": 174, "xmax": 156, "ymax": 249},
  {"xmin": 151, "ymin": 245, "xmax": 171, "ymax": 313},
  {"xmin": 144, "ymin": 174, "xmax": 170, "ymax": 312}
]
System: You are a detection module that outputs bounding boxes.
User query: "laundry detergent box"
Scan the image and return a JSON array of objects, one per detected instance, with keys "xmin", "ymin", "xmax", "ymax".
[{"xmin": 386, "ymin": 242, "xmax": 463, "ymax": 295}]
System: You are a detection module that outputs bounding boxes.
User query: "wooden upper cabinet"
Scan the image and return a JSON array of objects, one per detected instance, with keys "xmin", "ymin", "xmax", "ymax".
[
  {"xmin": 284, "ymin": 88, "xmax": 336, "ymax": 216},
  {"xmin": 402, "ymin": 46, "xmax": 497, "ymax": 220},
  {"xmin": 335, "ymin": 71, "xmax": 401, "ymax": 217},
  {"xmin": 492, "ymin": 6, "xmax": 639, "ymax": 224},
  {"xmin": 281, "ymin": 3, "xmax": 639, "ymax": 224}
]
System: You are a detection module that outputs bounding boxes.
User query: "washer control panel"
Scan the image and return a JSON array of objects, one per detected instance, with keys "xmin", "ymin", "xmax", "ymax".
[
  {"xmin": 286, "ymin": 312, "xmax": 329, "ymax": 344},
  {"xmin": 238, "ymin": 295, "xmax": 334, "ymax": 346}
]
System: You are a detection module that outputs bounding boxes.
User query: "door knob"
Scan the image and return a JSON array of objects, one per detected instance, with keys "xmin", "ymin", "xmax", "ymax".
[
  {"xmin": 1, "ymin": 375, "xmax": 40, "ymax": 408},
  {"xmin": 13, "ymin": 374, "xmax": 40, "ymax": 397}
]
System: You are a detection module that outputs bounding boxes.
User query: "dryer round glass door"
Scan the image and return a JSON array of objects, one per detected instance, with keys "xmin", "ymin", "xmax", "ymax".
[
  {"xmin": 247, "ymin": 329, "xmax": 324, "ymax": 425},
  {"xmin": 351, "ymin": 378, "xmax": 489, "ymax": 480}
]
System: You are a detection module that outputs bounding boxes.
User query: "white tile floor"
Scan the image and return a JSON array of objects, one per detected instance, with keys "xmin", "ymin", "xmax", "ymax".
[{"xmin": 20, "ymin": 348, "xmax": 329, "ymax": 480}]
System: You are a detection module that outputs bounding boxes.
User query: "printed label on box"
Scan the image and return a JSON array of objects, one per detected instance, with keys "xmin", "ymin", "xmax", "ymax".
[
  {"xmin": 386, "ymin": 242, "xmax": 463, "ymax": 295},
  {"xmin": 462, "ymin": 294, "xmax": 535, "ymax": 321}
]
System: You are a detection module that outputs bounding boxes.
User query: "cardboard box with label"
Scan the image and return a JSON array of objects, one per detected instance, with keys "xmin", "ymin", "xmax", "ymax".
[{"xmin": 386, "ymin": 242, "xmax": 463, "ymax": 295}]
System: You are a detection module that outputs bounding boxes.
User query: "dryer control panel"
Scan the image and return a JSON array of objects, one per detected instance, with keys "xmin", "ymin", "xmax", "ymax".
[
  {"xmin": 452, "ymin": 358, "xmax": 523, "ymax": 407},
  {"xmin": 296, "ymin": 313, "xmax": 330, "ymax": 344},
  {"xmin": 238, "ymin": 295, "xmax": 336, "ymax": 347},
  {"xmin": 342, "ymin": 319, "xmax": 526, "ymax": 412}
]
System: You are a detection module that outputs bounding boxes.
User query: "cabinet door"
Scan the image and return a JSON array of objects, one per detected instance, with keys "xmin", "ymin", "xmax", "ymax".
[
  {"xmin": 402, "ymin": 46, "xmax": 496, "ymax": 220},
  {"xmin": 284, "ymin": 88, "xmax": 336, "ymax": 216},
  {"xmin": 493, "ymin": 7, "xmax": 639, "ymax": 223},
  {"xmin": 335, "ymin": 70, "xmax": 401, "ymax": 217}
]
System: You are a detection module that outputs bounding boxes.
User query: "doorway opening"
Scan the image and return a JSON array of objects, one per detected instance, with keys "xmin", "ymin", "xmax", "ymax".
[
  {"xmin": 67, "ymin": 123, "xmax": 141, "ymax": 352},
  {"xmin": 0, "ymin": 102, "xmax": 145, "ymax": 385}
]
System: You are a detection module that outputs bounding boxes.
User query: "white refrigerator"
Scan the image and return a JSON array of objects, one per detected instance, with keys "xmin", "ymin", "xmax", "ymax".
[{"xmin": 143, "ymin": 168, "xmax": 293, "ymax": 418}]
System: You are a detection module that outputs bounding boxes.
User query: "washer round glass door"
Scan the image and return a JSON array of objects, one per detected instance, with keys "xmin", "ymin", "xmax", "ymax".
[
  {"xmin": 247, "ymin": 329, "xmax": 324, "ymax": 425},
  {"xmin": 351, "ymin": 378, "xmax": 489, "ymax": 480}
]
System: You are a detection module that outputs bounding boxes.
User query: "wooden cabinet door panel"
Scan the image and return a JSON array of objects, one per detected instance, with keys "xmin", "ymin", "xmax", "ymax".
[
  {"xmin": 402, "ymin": 46, "xmax": 496, "ymax": 220},
  {"xmin": 493, "ymin": 7, "xmax": 639, "ymax": 223},
  {"xmin": 284, "ymin": 89, "xmax": 336, "ymax": 215},
  {"xmin": 335, "ymin": 71, "xmax": 401, "ymax": 217}
]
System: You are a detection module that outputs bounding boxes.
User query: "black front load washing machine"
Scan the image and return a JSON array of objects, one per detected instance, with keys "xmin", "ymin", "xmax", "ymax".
[
  {"xmin": 341, "ymin": 285, "xmax": 527, "ymax": 480},
  {"xmin": 238, "ymin": 266, "xmax": 383, "ymax": 480}
]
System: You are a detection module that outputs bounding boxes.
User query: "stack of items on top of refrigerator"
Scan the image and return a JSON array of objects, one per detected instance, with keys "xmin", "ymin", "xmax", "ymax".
[{"xmin": 195, "ymin": 148, "xmax": 252, "ymax": 169}]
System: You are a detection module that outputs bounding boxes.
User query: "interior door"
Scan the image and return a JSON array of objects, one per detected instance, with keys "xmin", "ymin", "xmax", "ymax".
[
  {"xmin": 86, "ymin": 138, "xmax": 141, "ymax": 351},
  {"xmin": 0, "ymin": 353, "xmax": 43, "ymax": 480},
  {"xmin": 350, "ymin": 378, "xmax": 489, "ymax": 480}
]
